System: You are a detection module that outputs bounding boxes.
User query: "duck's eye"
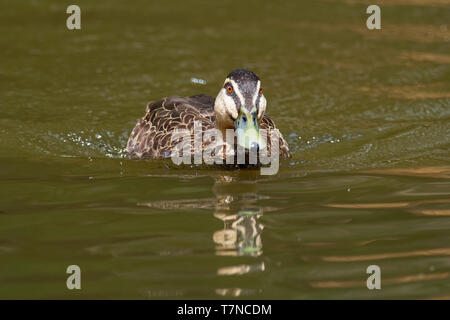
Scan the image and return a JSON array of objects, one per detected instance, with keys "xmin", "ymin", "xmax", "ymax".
[
  {"xmin": 259, "ymin": 88, "xmax": 263, "ymax": 94},
  {"xmin": 226, "ymin": 85, "xmax": 233, "ymax": 94}
]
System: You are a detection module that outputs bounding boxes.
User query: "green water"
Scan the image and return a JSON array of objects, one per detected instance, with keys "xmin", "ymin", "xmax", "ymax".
[{"xmin": 1, "ymin": 0, "xmax": 450, "ymax": 299}]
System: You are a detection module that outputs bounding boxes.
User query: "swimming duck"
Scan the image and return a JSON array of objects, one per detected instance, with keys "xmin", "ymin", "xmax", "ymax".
[{"xmin": 126, "ymin": 69, "xmax": 291, "ymax": 161}]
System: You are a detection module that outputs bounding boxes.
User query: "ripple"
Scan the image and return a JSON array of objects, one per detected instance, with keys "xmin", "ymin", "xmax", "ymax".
[
  {"xmin": 310, "ymin": 272, "xmax": 449, "ymax": 289},
  {"xmin": 321, "ymin": 248, "xmax": 450, "ymax": 262}
]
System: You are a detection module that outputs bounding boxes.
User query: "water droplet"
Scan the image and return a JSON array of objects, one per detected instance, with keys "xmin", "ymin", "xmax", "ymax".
[{"xmin": 191, "ymin": 77, "xmax": 207, "ymax": 85}]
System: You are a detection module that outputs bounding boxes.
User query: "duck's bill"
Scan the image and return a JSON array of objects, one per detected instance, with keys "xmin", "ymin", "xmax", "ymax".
[{"xmin": 234, "ymin": 110, "xmax": 267, "ymax": 151}]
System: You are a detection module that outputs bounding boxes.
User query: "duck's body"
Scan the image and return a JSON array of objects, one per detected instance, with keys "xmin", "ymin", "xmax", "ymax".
[{"xmin": 126, "ymin": 69, "xmax": 291, "ymax": 161}]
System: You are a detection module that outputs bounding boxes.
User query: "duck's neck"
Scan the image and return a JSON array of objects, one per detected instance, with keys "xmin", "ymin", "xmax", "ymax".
[
  {"xmin": 213, "ymin": 96, "xmax": 236, "ymax": 139},
  {"xmin": 216, "ymin": 122, "xmax": 233, "ymax": 142}
]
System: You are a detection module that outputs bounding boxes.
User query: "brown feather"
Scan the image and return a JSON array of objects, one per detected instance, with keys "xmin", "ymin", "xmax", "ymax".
[{"xmin": 126, "ymin": 94, "xmax": 291, "ymax": 160}]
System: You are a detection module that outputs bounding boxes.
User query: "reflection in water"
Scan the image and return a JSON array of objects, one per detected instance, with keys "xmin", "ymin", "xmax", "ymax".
[
  {"xmin": 363, "ymin": 166, "xmax": 450, "ymax": 179},
  {"xmin": 215, "ymin": 287, "xmax": 263, "ymax": 297},
  {"xmin": 324, "ymin": 168, "xmax": 450, "ymax": 218},
  {"xmin": 211, "ymin": 175, "xmax": 266, "ymax": 296},
  {"xmin": 321, "ymin": 247, "xmax": 450, "ymax": 262},
  {"xmin": 210, "ymin": 175, "xmax": 265, "ymax": 257},
  {"xmin": 414, "ymin": 209, "xmax": 450, "ymax": 216},
  {"xmin": 137, "ymin": 173, "xmax": 267, "ymax": 296},
  {"xmin": 217, "ymin": 262, "xmax": 265, "ymax": 276},
  {"xmin": 324, "ymin": 198, "xmax": 450, "ymax": 210},
  {"xmin": 138, "ymin": 175, "xmax": 266, "ymax": 260},
  {"xmin": 310, "ymin": 272, "xmax": 449, "ymax": 289},
  {"xmin": 212, "ymin": 175, "xmax": 265, "ymax": 275},
  {"xmin": 213, "ymin": 210, "xmax": 264, "ymax": 257}
]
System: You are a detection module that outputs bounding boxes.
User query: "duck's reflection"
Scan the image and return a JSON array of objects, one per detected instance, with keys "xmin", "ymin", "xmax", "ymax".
[
  {"xmin": 211, "ymin": 174, "xmax": 264, "ymax": 257},
  {"xmin": 210, "ymin": 175, "xmax": 266, "ymax": 286},
  {"xmin": 138, "ymin": 172, "xmax": 267, "ymax": 295},
  {"xmin": 213, "ymin": 209, "xmax": 263, "ymax": 257}
]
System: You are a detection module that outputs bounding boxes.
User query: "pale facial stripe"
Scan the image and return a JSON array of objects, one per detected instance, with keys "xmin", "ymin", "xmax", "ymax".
[{"xmin": 227, "ymin": 78, "xmax": 245, "ymax": 108}]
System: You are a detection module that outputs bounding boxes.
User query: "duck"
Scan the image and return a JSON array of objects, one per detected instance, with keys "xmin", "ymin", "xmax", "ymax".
[{"xmin": 126, "ymin": 69, "xmax": 291, "ymax": 163}]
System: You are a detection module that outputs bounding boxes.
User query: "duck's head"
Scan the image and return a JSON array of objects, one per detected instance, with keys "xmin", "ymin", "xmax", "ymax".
[{"xmin": 214, "ymin": 69, "xmax": 267, "ymax": 151}]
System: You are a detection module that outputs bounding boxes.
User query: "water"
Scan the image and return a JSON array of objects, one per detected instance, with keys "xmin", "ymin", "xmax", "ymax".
[{"xmin": 0, "ymin": 0, "xmax": 449, "ymax": 299}]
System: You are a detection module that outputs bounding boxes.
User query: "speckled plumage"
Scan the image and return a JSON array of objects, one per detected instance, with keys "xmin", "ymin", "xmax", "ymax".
[{"xmin": 126, "ymin": 94, "xmax": 291, "ymax": 160}]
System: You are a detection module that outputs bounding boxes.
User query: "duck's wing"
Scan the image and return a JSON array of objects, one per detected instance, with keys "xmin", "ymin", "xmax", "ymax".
[
  {"xmin": 260, "ymin": 115, "xmax": 292, "ymax": 159},
  {"xmin": 126, "ymin": 95, "xmax": 216, "ymax": 159}
]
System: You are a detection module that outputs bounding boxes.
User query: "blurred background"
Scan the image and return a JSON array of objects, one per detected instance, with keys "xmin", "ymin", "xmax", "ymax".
[{"xmin": 0, "ymin": 0, "xmax": 449, "ymax": 298}]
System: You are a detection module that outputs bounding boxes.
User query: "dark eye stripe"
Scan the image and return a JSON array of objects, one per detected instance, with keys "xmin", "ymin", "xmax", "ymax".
[
  {"xmin": 224, "ymin": 84, "xmax": 241, "ymax": 112},
  {"xmin": 255, "ymin": 92, "xmax": 261, "ymax": 112},
  {"xmin": 232, "ymin": 94, "xmax": 241, "ymax": 113}
]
